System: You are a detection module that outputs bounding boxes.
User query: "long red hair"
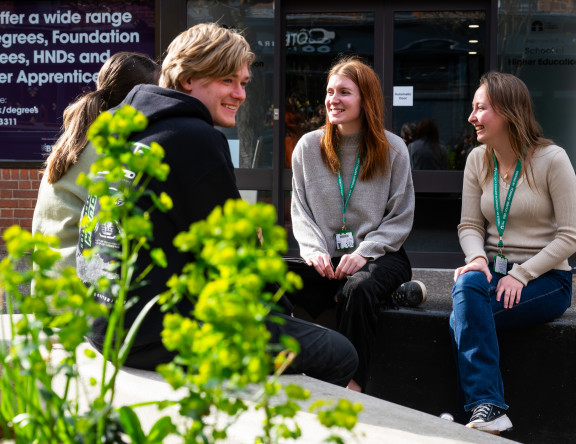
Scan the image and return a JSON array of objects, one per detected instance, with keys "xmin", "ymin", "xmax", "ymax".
[{"xmin": 321, "ymin": 56, "xmax": 392, "ymax": 180}]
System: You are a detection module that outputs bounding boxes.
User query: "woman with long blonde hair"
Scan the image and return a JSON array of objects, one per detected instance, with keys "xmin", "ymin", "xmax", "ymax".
[{"xmin": 451, "ymin": 72, "xmax": 576, "ymax": 434}]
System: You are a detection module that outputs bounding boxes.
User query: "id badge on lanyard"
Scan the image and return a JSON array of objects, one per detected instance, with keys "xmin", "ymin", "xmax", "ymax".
[
  {"xmin": 335, "ymin": 151, "xmax": 360, "ymax": 251},
  {"xmin": 492, "ymin": 155, "xmax": 521, "ymax": 275},
  {"xmin": 335, "ymin": 230, "xmax": 354, "ymax": 250}
]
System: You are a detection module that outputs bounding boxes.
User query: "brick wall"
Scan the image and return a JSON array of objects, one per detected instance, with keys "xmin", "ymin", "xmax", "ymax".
[{"xmin": 0, "ymin": 168, "xmax": 42, "ymax": 253}]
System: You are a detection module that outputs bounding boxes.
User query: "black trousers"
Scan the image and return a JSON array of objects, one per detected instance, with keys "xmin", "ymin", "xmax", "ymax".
[
  {"xmin": 266, "ymin": 312, "xmax": 358, "ymax": 387},
  {"xmin": 90, "ymin": 311, "xmax": 358, "ymax": 388},
  {"xmin": 284, "ymin": 247, "xmax": 412, "ymax": 388}
]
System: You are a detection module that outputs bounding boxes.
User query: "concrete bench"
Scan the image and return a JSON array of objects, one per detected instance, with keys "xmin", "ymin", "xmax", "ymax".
[
  {"xmin": 365, "ymin": 269, "xmax": 576, "ymax": 444},
  {"xmin": 0, "ymin": 313, "xmax": 517, "ymax": 443}
]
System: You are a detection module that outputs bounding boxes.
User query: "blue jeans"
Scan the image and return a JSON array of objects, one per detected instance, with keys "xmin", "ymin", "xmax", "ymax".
[{"xmin": 449, "ymin": 267, "xmax": 572, "ymax": 411}]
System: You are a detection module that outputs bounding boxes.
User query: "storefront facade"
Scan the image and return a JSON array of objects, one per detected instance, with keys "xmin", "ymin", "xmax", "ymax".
[
  {"xmin": 156, "ymin": 0, "xmax": 574, "ymax": 267},
  {"xmin": 1, "ymin": 0, "xmax": 574, "ymax": 267}
]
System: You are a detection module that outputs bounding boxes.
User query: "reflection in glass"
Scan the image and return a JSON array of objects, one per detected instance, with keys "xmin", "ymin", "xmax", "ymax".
[
  {"xmin": 393, "ymin": 11, "xmax": 485, "ymax": 170},
  {"xmin": 285, "ymin": 190, "xmax": 298, "ymax": 253},
  {"xmin": 239, "ymin": 189, "xmax": 272, "ymax": 205},
  {"xmin": 408, "ymin": 119, "xmax": 449, "ymax": 170},
  {"xmin": 187, "ymin": 1, "xmax": 274, "ymax": 169},
  {"xmin": 285, "ymin": 13, "xmax": 375, "ymax": 168},
  {"xmin": 498, "ymin": 0, "xmax": 576, "ymax": 162}
]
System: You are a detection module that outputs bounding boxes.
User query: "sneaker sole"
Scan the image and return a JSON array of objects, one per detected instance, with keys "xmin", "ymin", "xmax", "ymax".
[
  {"xmin": 467, "ymin": 426, "xmax": 514, "ymax": 435},
  {"xmin": 412, "ymin": 280, "xmax": 427, "ymax": 305},
  {"xmin": 466, "ymin": 414, "xmax": 513, "ymax": 434}
]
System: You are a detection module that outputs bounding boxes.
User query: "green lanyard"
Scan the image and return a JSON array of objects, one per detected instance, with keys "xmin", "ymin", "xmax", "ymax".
[
  {"xmin": 493, "ymin": 154, "xmax": 522, "ymax": 252},
  {"xmin": 337, "ymin": 152, "xmax": 361, "ymax": 229}
]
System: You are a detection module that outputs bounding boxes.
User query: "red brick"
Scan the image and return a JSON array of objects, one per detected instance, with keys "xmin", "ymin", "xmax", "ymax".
[
  {"xmin": 14, "ymin": 209, "xmax": 34, "ymax": 219},
  {"xmin": 29, "ymin": 169, "xmax": 42, "ymax": 180},
  {"xmin": 0, "ymin": 220, "xmax": 18, "ymax": 228},
  {"xmin": 18, "ymin": 199, "xmax": 36, "ymax": 209},
  {"xmin": 14, "ymin": 190, "xmax": 37, "ymax": 199},
  {"xmin": 0, "ymin": 189, "xmax": 13, "ymax": 199},
  {"xmin": 0, "ymin": 199, "xmax": 16, "ymax": 208},
  {"xmin": 0, "ymin": 180, "xmax": 18, "ymax": 190},
  {"xmin": 18, "ymin": 181, "xmax": 31, "ymax": 190},
  {"xmin": 0, "ymin": 209, "xmax": 14, "ymax": 217},
  {"xmin": 23, "ymin": 169, "xmax": 41, "ymax": 180}
]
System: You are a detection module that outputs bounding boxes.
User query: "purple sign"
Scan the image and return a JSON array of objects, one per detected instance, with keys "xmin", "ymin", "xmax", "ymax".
[{"xmin": 0, "ymin": 0, "xmax": 155, "ymax": 163}]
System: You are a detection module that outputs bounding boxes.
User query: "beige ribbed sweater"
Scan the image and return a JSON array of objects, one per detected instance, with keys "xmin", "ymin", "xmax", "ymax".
[
  {"xmin": 32, "ymin": 143, "xmax": 98, "ymax": 274},
  {"xmin": 459, "ymin": 144, "xmax": 576, "ymax": 285}
]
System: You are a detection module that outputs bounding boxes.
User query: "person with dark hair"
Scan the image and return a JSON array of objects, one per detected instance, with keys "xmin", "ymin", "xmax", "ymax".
[
  {"xmin": 32, "ymin": 52, "xmax": 160, "ymax": 276},
  {"xmin": 288, "ymin": 56, "xmax": 426, "ymax": 393},
  {"xmin": 408, "ymin": 118, "xmax": 448, "ymax": 170},
  {"xmin": 77, "ymin": 23, "xmax": 359, "ymax": 387},
  {"xmin": 400, "ymin": 122, "xmax": 416, "ymax": 145},
  {"xmin": 451, "ymin": 71, "xmax": 576, "ymax": 434}
]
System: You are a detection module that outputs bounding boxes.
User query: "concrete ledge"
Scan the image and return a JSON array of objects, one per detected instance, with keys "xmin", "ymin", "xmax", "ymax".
[
  {"xmin": 1, "ymin": 314, "xmax": 518, "ymax": 443},
  {"xmin": 54, "ymin": 343, "xmax": 520, "ymax": 443},
  {"xmin": 226, "ymin": 375, "xmax": 518, "ymax": 444}
]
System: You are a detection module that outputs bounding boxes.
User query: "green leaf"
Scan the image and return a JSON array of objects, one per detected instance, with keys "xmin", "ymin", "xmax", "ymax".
[
  {"xmin": 150, "ymin": 248, "xmax": 168, "ymax": 268},
  {"xmin": 146, "ymin": 416, "xmax": 177, "ymax": 443},
  {"xmin": 119, "ymin": 295, "xmax": 161, "ymax": 363},
  {"xmin": 118, "ymin": 406, "xmax": 145, "ymax": 443}
]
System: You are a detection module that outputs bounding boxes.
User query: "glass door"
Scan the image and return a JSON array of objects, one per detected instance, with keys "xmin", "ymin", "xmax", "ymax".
[
  {"xmin": 284, "ymin": 12, "xmax": 376, "ymax": 167},
  {"xmin": 392, "ymin": 10, "xmax": 486, "ymax": 171},
  {"xmin": 390, "ymin": 8, "xmax": 488, "ymax": 265}
]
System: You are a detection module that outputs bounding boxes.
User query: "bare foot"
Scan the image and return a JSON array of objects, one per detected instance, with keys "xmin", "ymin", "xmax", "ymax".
[{"xmin": 346, "ymin": 379, "xmax": 362, "ymax": 392}]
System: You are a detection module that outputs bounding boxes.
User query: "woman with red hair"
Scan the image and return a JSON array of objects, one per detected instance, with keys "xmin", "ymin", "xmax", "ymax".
[{"xmin": 288, "ymin": 56, "xmax": 425, "ymax": 392}]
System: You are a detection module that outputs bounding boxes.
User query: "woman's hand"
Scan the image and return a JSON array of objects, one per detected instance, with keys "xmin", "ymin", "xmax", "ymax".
[
  {"xmin": 306, "ymin": 253, "xmax": 334, "ymax": 279},
  {"xmin": 453, "ymin": 257, "xmax": 491, "ymax": 283},
  {"xmin": 496, "ymin": 275, "xmax": 523, "ymax": 308},
  {"xmin": 334, "ymin": 253, "xmax": 368, "ymax": 280}
]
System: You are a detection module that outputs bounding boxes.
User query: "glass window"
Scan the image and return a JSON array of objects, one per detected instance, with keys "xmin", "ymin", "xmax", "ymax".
[
  {"xmin": 187, "ymin": 1, "xmax": 274, "ymax": 169},
  {"xmin": 393, "ymin": 11, "xmax": 486, "ymax": 171},
  {"xmin": 285, "ymin": 12, "xmax": 375, "ymax": 168},
  {"xmin": 498, "ymin": 0, "xmax": 576, "ymax": 163},
  {"xmin": 239, "ymin": 190, "xmax": 272, "ymax": 205}
]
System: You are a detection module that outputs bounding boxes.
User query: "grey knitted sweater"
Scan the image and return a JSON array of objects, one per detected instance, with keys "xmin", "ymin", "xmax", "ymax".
[{"xmin": 291, "ymin": 129, "xmax": 414, "ymax": 260}]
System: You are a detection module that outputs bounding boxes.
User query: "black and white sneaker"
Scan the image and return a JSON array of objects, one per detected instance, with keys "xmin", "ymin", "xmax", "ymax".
[
  {"xmin": 466, "ymin": 404, "xmax": 513, "ymax": 434},
  {"xmin": 390, "ymin": 280, "xmax": 427, "ymax": 307}
]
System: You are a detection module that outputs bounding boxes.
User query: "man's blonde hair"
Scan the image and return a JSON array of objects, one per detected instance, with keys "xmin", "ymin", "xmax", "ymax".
[{"xmin": 160, "ymin": 23, "xmax": 255, "ymax": 91}]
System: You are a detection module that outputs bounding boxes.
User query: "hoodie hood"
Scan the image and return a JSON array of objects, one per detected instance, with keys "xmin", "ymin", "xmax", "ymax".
[{"xmin": 119, "ymin": 84, "xmax": 214, "ymax": 127}]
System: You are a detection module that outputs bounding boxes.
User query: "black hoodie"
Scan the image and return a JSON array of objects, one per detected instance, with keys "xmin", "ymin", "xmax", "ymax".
[{"xmin": 80, "ymin": 84, "xmax": 241, "ymax": 349}]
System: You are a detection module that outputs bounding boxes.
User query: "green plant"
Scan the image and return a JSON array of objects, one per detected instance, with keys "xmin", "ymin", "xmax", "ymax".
[
  {"xmin": 0, "ymin": 105, "xmax": 362, "ymax": 443},
  {"xmin": 0, "ymin": 105, "xmax": 172, "ymax": 443}
]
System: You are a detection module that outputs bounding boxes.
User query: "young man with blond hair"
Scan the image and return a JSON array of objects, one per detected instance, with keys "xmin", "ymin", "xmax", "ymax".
[{"xmin": 81, "ymin": 23, "xmax": 358, "ymax": 387}]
